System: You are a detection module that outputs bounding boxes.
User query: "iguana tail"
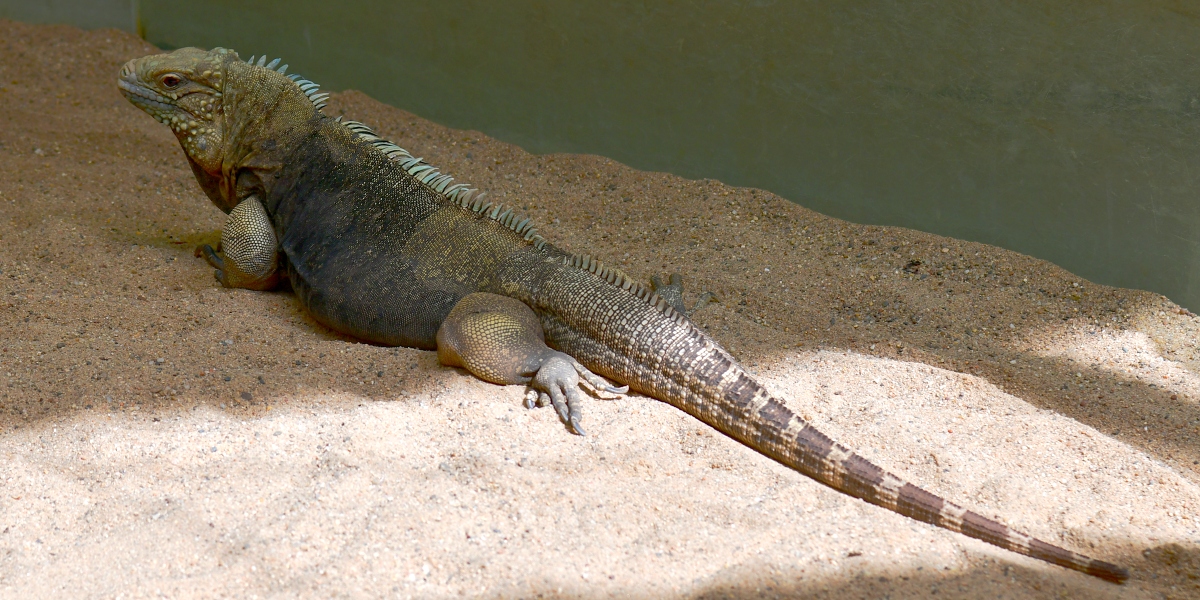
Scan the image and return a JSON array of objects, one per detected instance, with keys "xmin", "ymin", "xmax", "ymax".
[
  {"xmin": 674, "ymin": 348, "xmax": 1127, "ymax": 583},
  {"xmin": 536, "ymin": 263, "xmax": 1128, "ymax": 583}
]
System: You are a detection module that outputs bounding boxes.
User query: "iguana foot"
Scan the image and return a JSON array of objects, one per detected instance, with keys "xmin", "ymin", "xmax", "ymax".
[
  {"xmin": 650, "ymin": 273, "xmax": 719, "ymax": 316},
  {"xmin": 523, "ymin": 355, "xmax": 628, "ymax": 435},
  {"xmin": 438, "ymin": 292, "xmax": 627, "ymax": 436},
  {"xmin": 529, "ymin": 354, "xmax": 587, "ymax": 435},
  {"xmin": 198, "ymin": 243, "xmax": 227, "ymax": 282}
]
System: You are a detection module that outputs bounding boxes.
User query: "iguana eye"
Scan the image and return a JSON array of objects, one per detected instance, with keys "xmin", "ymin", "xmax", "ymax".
[{"xmin": 160, "ymin": 74, "xmax": 183, "ymax": 89}]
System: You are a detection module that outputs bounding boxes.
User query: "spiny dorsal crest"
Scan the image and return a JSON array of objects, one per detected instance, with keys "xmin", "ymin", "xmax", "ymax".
[
  {"xmin": 243, "ymin": 53, "xmax": 684, "ymax": 322},
  {"xmin": 241, "ymin": 53, "xmax": 547, "ymax": 250},
  {"xmin": 244, "ymin": 54, "xmax": 330, "ymax": 111},
  {"xmin": 560, "ymin": 254, "xmax": 690, "ymax": 325},
  {"xmin": 338, "ymin": 117, "xmax": 551, "ymax": 251}
]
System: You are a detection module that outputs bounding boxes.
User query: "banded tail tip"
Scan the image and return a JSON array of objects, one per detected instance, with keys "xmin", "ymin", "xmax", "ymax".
[
  {"xmin": 1086, "ymin": 560, "xmax": 1129, "ymax": 584},
  {"xmin": 1027, "ymin": 537, "xmax": 1128, "ymax": 584}
]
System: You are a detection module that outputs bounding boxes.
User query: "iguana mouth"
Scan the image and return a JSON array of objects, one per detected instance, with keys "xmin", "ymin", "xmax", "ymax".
[{"xmin": 117, "ymin": 78, "xmax": 175, "ymax": 112}]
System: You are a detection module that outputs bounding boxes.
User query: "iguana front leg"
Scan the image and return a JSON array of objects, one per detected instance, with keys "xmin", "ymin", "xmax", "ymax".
[
  {"xmin": 198, "ymin": 196, "xmax": 282, "ymax": 290},
  {"xmin": 436, "ymin": 292, "xmax": 625, "ymax": 435}
]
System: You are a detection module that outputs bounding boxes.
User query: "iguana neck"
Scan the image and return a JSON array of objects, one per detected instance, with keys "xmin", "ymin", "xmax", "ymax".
[{"xmin": 202, "ymin": 60, "xmax": 321, "ymax": 213}]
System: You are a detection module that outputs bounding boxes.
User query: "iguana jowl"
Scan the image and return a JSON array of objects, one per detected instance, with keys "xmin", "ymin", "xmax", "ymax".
[{"xmin": 118, "ymin": 48, "xmax": 1128, "ymax": 583}]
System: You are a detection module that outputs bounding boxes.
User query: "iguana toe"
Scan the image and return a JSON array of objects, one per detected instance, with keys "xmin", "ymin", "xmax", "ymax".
[
  {"xmin": 532, "ymin": 355, "xmax": 587, "ymax": 435},
  {"xmin": 523, "ymin": 389, "xmax": 549, "ymax": 409},
  {"xmin": 200, "ymin": 244, "xmax": 224, "ymax": 270},
  {"xmin": 197, "ymin": 243, "xmax": 233, "ymax": 286},
  {"xmin": 567, "ymin": 357, "xmax": 628, "ymax": 395},
  {"xmin": 650, "ymin": 273, "xmax": 686, "ymax": 314}
]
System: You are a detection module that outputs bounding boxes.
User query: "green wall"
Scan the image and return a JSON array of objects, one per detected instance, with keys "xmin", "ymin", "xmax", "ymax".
[
  {"xmin": 0, "ymin": 0, "xmax": 134, "ymax": 32},
  {"xmin": 5, "ymin": 1, "xmax": 1200, "ymax": 310}
]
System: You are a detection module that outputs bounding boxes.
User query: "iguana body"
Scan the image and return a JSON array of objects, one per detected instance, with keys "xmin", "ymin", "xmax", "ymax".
[{"xmin": 118, "ymin": 48, "xmax": 1128, "ymax": 583}]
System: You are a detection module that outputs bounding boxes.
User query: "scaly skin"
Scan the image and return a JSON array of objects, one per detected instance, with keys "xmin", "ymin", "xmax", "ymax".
[{"xmin": 118, "ymin": 48, "xmax": 1129, "ymax": 583}]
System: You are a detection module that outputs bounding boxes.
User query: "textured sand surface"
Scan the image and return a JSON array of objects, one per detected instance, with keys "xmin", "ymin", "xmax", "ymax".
[{"xmin": 2, "ymin": 20, "xmax": 1200, "ymax": 599}]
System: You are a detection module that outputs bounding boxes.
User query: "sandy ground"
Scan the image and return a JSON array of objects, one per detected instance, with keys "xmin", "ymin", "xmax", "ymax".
[{"xmin": 2, "ymin": 19, "xmax": 1200, "ymax": 599}]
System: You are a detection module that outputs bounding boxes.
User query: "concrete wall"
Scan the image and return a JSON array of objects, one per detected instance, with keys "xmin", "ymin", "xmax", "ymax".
[
  {"xmin": 0, "ymin": 0, "xmax": 134, "ymax": 32},
  {"xmin": 5, "ymin": 1, "xmax": 1200, "ymax": 310}
]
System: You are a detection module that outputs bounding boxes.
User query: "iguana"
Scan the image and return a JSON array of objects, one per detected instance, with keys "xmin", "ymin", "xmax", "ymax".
[{"xmin": 118, "ymin": 47, "xmax": 1128, "ymax": 583}]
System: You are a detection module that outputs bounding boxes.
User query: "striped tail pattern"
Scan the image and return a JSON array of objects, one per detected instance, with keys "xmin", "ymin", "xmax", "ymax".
[
  {"xmin": 661, "ymin": 338, "xmax": 1129, "ymax": 583},
  {"xmin": 538, "ymin": 241, "xmax": 1129, "ymax": 584}
]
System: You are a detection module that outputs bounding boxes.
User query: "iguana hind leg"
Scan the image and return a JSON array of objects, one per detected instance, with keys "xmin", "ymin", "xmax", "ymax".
[
  {"xmin": 436, "ymin": 292, "xmax": 623, "ymax": 435},
  {"xmin": 198, "ymin": 196, "xmax": 281, "ymax": 290},
  {"xmin": 650, "ymin": 272, "xmax": 718, "ymax": 315}
]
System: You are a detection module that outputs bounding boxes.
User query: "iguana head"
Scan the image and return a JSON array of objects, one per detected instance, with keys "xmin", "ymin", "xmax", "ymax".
[
  {"xmin": 118, "ymin": 47, "xmax": 236, "ymax": 175},
  {"xmin": 119, "ymin": 47, "xmax": 322, "ymax": 211}
]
